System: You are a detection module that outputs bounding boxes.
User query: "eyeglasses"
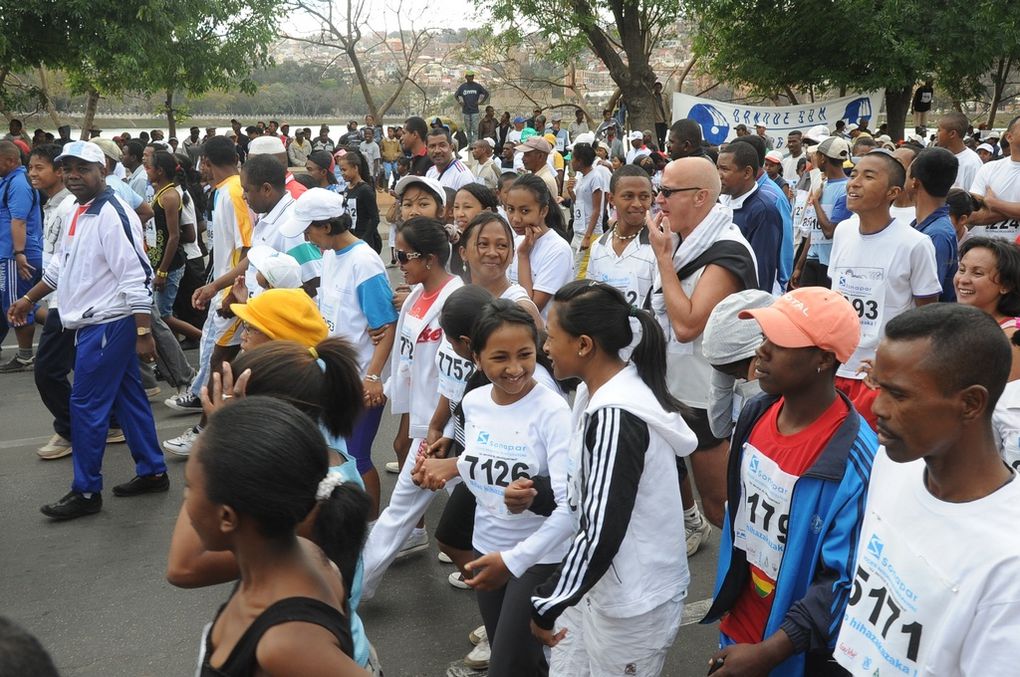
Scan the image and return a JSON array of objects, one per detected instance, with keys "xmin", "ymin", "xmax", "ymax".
[
  {"xmin": 657, "ymin": 186, "xmax": 703, "ymax": 199},
  {"xmin": 395, "ymin": 250, "xmax": 423, "ymax": 264}
]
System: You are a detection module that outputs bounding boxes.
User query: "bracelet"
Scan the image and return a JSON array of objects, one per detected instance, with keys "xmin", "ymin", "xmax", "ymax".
[
  {"xmin": 21, "ymin": 294, "xmax": 35, "ymax": 305},
  {"xmin": 364, "ymin": 374, "xmax": 381, "ymax": 382},
  {"xmin": 13, "ymin": 250, "xmax": 24, "ymax": 256},
  {"xmin": 156, "ymin": 270, "xmax": 169, "ymax": 279}
]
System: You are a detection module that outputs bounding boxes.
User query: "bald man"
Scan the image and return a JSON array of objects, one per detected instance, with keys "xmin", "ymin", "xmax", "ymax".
[{"xmin": 646, "ymin": 157, "xmax": 759, "ymax": 549}]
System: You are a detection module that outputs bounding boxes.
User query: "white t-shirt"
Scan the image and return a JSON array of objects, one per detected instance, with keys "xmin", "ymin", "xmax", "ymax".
[
  {"xmin": 585, "ymin": 230, "xmax": 656, "ymax": 307},
  {"xmin": 177, "ymin": 187, "xmax": 203, "ymax": 261},
  {"xmin": 426, "ymin": 159, "xmax": 477, "ymax": 192},
  {"xmin": 781, "ymin": 152, "xmax": 803, "ymax": 184},
  {"xmin": 969, "ymin": 158, "xmax": 1020, "ymax": 240},
  {"xmin": 888, "ymin": 203, "xmax": 916, "ymax": 225},
  {"xmin": 507, "ymin": 230, "xmax": 574, "ymax": 319},
  {"xmin": 319, "ymin": 241, "xmax": 397, "ymax": 375},
  {"xmin": 828, "ymin": 219, "xmax": 942, "ymax": 378},
  {"xmin": 625, "ymin": 145, "xmax": 651, "ymax": 165},
  {"xmin": 954, "ymin": 147, "xmax": 983, "ymax": 192},
  {"xmin": 835, "ymin": 448, "xmax": 1020, "ymax": 676},
  {"xmin": 458, "ymin": 382, "xmax": 573, "ymax": 576},
  {"xmin": 572, "ymin": 165, "xmax": 611, "ymax": 237},
  {"xmin": 993, "ymin": 379, "xmax": 1020, "ymax": 472}
]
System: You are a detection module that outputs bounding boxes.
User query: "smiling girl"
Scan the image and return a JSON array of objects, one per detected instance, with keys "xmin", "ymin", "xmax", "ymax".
[{"xmin": 504, "ymin": 174, "xmax": 573, "ymax": 318}]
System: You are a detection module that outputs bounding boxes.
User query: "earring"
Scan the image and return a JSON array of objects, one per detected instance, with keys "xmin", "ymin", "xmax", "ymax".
[
  {"xmin": 817, "ymin": 366, "xmax": 821, "ymax": 374},
  {"xmin": 426, "ymin": 263, "xmax": 432, "ymax": 270}
]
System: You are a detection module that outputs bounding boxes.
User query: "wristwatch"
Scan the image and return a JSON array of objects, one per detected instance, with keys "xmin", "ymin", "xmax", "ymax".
[{"xmin": 136, "ymin": 327, "xmax": 152, "ymax": 336}]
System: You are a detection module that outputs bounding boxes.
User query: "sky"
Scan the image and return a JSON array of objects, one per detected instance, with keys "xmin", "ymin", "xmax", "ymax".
[{"xmin": 285, "ymin": 0, "xmax": 488, "ymax": 37}]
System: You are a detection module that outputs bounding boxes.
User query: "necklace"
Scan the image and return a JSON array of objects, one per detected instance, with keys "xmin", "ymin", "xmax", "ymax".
[{"xmin": 612, "ymin": 226, "xmax": 642, "ymax": 242}]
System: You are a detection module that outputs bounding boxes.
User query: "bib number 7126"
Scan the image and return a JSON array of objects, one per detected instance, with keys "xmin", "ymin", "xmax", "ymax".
[{"xmin": 462, "ymin": 454, "xmax": 530, "ymax": 487}]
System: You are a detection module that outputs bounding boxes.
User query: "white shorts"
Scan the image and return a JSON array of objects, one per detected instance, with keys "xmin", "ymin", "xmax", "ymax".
[{"xmin": 550, "ymin": 594, "xmax": 685, "ymax": 677}]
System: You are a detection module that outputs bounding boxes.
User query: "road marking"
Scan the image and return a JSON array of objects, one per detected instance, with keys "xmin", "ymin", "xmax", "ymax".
[
  {"xmin": 681, "ymin": 597, "xmax": 713, "ymax": 627},
  {"xmin": 0, "ymin": 418, "xmax": 194, "ymax": 450}
]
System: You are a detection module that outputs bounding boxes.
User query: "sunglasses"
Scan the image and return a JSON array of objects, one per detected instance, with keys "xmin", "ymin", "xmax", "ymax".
[
  {"xmin": 395, "ymin": 250, "xmax": 423, "ymax": 265},
  {"xmin": 657, "ymin": 186, "xmax": 703, "ymax": 199}
]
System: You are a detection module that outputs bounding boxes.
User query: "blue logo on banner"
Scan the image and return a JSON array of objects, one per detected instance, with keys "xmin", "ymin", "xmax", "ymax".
[
  {"xmin": 842, "ymin": 97, "xmax": 873, "ymax": 124},
  {"xmin": 689, "ymin": 103, "xmax": 730, "ymax": 145}
]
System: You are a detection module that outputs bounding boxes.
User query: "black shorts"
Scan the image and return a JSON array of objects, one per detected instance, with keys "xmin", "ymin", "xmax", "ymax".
[
  {"xmin": 681, "ymin": 406, "xmax": 728, "ymax": 451},
  {"xmin": 435, "ymin": 481, "xmax": 476, "ymax": 551}
]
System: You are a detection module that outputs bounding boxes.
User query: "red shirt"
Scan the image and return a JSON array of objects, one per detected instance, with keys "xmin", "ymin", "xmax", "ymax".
[{"xmin": 720, "ymin": 395, "xmax": 849, "ymax": 643}]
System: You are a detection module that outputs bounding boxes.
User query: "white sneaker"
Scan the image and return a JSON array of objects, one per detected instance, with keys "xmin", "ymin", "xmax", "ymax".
[
  {"xmin": 385, "ymin": 461, "xmax": 400, "ymax": 473},
  {"xmin": 164, "ymin": 390, "xmax": 202, "ymax": 412},
  {"xmin": 448, "ymin": 571, "xmax": 470, "ymax": 589},
  {"xmin": 468, "ymin": 625, "xmax": 486, "ymax": 645},
  {"xmin": 163, "ymin": 427, "xmax": 200, "ymax": 457},
  {"xmin": 37, "ymin": 434, "xmax": 72, "ymax": 460},
  {"xmin": 394, "ymin": 528, "xmax": 428, "ymax": 560},
  {"xmin": 437, "ymin": 551, "xmax": 453, "ymax": 564},
  {"xmin": 463, "ymin": 638, "xmax": 490, "ymax": 670},
  {"xmin": 686, "ymin": 517, "xmax": 713, "ymax": 557},
  {"xmin": 145, "ymin": 386, "xmax": 162, "ymax": 399},
  {"xmin": 106, "ymin": 428, "xmax": 126, "ymax": 444}
]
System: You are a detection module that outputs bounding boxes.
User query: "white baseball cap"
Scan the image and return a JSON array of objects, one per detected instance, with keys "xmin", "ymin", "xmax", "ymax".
[
  {"xmin": 572, "ymin": 132, "xmax": 596, "ymax": 149},
  {"xmin": 394, "ymin": 175, "xmax": 447, "ymax": 206},
  {"xmin": 977, "ymin": 143, "xmax": 996, "ymax": 154},
  {"xmin": 248, "ymin": 136, "xmax": 287, "ymax": 155},
  {"xmin": 247, "ymin": 245, "xmax": 302, "ymax": 289},
  {"xmin": 279, "ymin": 187, "xmax": 346, "ymax": 238},
  {"xmin": 55, "ymin": 141, "xmax": 106, "ymax": 165},
  {"xmin": 628, "ymin": 131, "xmax": 644, "ymax": 141},
  {"xmin": 803, "ymin": 124, "xmax": 830, "ymax": 143}
]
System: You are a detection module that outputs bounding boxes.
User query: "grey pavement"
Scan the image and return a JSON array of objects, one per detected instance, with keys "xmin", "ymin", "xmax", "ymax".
[{"xmin": 0, "ymin": 343, "xmax": 722, "ymax": 677}]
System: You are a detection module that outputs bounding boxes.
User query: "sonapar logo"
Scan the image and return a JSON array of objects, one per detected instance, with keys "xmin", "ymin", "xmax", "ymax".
[
  {"xmin": 476, "ymin": 431, "xmax": 490, "ymax": 444},
  {"xmin": 867, "ymin": 534, "xmax": 884, "ymax": 559}
]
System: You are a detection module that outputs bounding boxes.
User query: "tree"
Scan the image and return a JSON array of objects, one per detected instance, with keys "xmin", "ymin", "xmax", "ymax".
[
  {"xmin": 690, "ymin": 0, "xmax": 1004, "ymax": 141},
  {"xmin": 284, "ymin": 0, "xmax": 436, "ymax": 121},
  {"xmin": 476, "ymin": 0, "xmax": 683, "ymax": 133},
  {"xmin": 0, "ymin": 0, "xmax": 276, "ymax": 138}
]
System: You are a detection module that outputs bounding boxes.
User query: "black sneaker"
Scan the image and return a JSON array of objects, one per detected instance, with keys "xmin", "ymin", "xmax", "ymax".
[
  {"xmin": 41, "ymin": 491, "xmax": 102, "ymax": 520},
  {"xmin": 113, "ymin": 473, "xmax": 170, "ymax": 497},
  {"xmin": 0, "ymin": 354, "xmax": 35, "ymax": 373}
]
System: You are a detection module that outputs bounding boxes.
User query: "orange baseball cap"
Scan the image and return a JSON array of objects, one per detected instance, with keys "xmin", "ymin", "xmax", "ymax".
[{"xmin": 738, "ymin": 287, "xmax": 860, "ymax": 363}]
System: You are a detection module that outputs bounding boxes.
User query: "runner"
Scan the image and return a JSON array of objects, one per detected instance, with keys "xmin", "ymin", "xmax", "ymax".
[
  {"xmin": 360, "ymin": 217, "xmax": 463, "ymax": 597},
  {"xmin": 169, "ymin": 397, "xmax": 369, "ymax": 676},
  {"xmin": 413, "ymin": 299, "xmax": 573, "ymax": 677},
  {"xmin": 527, "ymin": 280, "xmax": 696, "ymax": 676},
  {"xmin": 790, "ymin": 137, "xmax": 852, "ymax": 289},
  {"xmin": 907, "ymin": 147, "xmax": 959, "ymax": 301},
  {"xmin": 504, "ymin": 174, "xmax": 573, "ymax": 319},
  {"xmin": 828, "ymin": 150, "xmax": 942, "ymax": 429},
  {"xmin": 585, "ymin": 165, "xmax": 657, "ymax": 306},
  {"xmin": 647, "ymin": 157, "xmax": 758, "ymax": 537},
  {"xmin": 282, "ymin": 188, "xmax": 398, "ymax": 520},
  {"xmin": 968, "ymin": 115, "xmax": 1020, "ymax": 240},
  {"xmin": 339, "ymin": 150, "xmax": 382, "ymax": 252},
  {"xmin": 835, "ymin": 303, "xmax": 1020, "ymax": 676},
  {"xmin": 703, "ymin": 288, "xmax": 876, "ymax": 677},
  {"xmin": 565, "ymin": 142, "xmax": 610, "ymax": 276}
]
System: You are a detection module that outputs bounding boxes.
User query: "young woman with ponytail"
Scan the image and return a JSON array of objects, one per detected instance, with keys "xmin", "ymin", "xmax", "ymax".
[
  {"xmin": 526, "ymin": 279, "xmax": 698, "ymax": 676},
  {"xmin": 146, "ymin": 150, "xmax": 188, "ymax": 323},
  {"xmin": 167, "ymin": 338, "xmax": 381, "ymax": 674}
]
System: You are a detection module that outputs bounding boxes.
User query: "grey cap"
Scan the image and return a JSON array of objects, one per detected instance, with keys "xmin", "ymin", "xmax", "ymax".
[{"xmin": 702, "ymin": 289, "xmax": 775, "ymax": 365}]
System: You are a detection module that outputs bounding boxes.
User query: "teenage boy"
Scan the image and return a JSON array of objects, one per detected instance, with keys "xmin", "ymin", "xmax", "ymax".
[
  {"xmin": 827, "ymin": 151, "xmax": 941, "ymax": 428},
  {"xmin": 704, "ymin": 287, "xmax": 876, "ymax": 676},
  {"xmin": 567, "ymin": 141, "xmax": 611, "ymax": 275},
  {"xmin": 835, "ymin": 303, "xmax": 1020, "ymax": 675},
  {"xmin": 163, "ymin": 136, "xmax": 254, "ymax": 454},
  {"xmin": 586, "ymin": 165, "xmax": 657, "ymax": 305},
  {"xmin": 906, "ymin": 147, "xmax": 959, "ymax": 302}
]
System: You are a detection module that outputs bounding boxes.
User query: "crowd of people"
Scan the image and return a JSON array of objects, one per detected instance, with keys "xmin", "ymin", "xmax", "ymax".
[{"xmin": 2, "ymin": 90, "xmax": 1020, "ymax": 677}]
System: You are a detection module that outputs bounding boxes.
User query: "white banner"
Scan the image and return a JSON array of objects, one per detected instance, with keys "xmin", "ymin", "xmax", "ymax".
[{"xmin": 672, "ymin": 91, "xmax": 885, "ymax": 147}]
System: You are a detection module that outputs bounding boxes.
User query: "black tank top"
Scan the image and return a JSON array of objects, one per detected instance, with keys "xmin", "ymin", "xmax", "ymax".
[{"xmin": 199, "ymin": 588, "xmax": 354, "ymax": 676}]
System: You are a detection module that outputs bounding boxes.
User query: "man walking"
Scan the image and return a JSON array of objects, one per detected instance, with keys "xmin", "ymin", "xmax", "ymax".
[{"xmin": 7, "ymin": 141, "xmax": 168, "ymax": 520}]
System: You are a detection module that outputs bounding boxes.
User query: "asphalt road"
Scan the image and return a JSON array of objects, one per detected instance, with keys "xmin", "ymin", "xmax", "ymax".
[{"xmin": 0, "ymin": 341, "xmax": 723, "ymax": 677}]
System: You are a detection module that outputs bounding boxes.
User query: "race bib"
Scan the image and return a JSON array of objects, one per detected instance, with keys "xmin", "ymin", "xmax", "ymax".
[
  {"xmin": 458, "ymin": 420, "xmax": 538, "ymax": 517},
  {"xmin": 835, "ymin": 510, "xmax": 956, "ymax": 675},
  {"xmin": 976, "ymin": 219, "xmax": 1020, "ymax": 240},
  {"xmin": 732, "ymin": 444, "xmax": 794, "ymax": 579},
  {"xmin": 436, "ymin": 343, "xmax": 474, "ymax": 401},
  {"xmin": 998, "ymin": 426, "xmax": 1020, "ymax": 472},
  {"xmin": 835, "ymin": 267, "xmax": 885, "ymax": 345},
  {"xmin": 805, "ymin": 209, "xmax": 826, "ymax": 244}
]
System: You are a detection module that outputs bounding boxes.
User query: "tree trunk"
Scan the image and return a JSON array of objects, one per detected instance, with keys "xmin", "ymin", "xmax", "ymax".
[
  {"xmin": 37, "ymin": 67, "xmax": 62, "ymax": 127},
  {"xmin": 986, "ymin": 56, "xmax": 1014, "ymax": 128},
  {"xmin": 348, "ymin": 47, "xmax": 379, "ymax": 121},
  {"xmin": 884, "ymin": 87, "xmax": 913, "ymax": 142},
  {"xmin": 80, "ymin": 89, "xmax": 100, "ymax": 140},
  {"xmin": 165, "ymin": 89, "xmax": 177, "ymax": 138}
]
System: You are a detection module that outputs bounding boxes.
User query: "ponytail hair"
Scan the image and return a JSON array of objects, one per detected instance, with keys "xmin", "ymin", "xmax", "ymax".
[
  {"xmin": 509, "ymin": 173, "xmax": 569, "ymax": 242},
  {"xmin": 313, "ymin": 481, "xmax": 370, "ymax": 597},
  {"xmin": 552, "ymin": 280, "xmax": 681, "ymax": 411},
  {"xmin": 230, "ymin": 337, "xmax": 364, "ymax": 438},
  {"xmin": 340, "ymin": 149, "xmax": 372, "ymax": 184}
]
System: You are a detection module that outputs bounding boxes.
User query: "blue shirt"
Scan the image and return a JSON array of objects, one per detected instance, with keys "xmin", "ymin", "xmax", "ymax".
[
  {"xmin": 913, "ymin": 205, "xmax": 958, "ymax": 302},
  {"xmin": 0, "ymin": 166, "xmax": 43, "ymax": 259},
  {"xmin": 757, "ymin": 173, "xmax": 793, "ymax": 289},
  {"xmin": 105, "ymin": 175, "xmax": 143, "ymax": 210},
  {"xmin": 454, "ymin": 82, "xmax": 489, "ymax": 114},
  {"xmin": 728, "ymin": 185, "xmax": 785, "ymax": 293},
  {"xmin": 807, "ymin": 178, "xmax": 851, "ymax": 266}
]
